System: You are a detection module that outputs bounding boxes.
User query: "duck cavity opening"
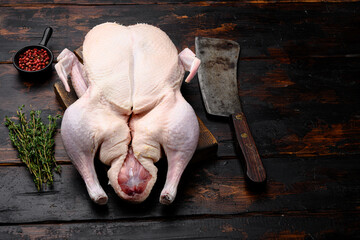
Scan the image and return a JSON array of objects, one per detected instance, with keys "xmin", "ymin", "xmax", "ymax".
[{"xmin": 118, "ymin": 148, "xmax": 152, "ymax": 196}]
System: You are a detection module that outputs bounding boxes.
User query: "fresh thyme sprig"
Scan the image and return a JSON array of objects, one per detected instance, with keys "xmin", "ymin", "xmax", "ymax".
[{"xmin": 4, "ymin": 105, "xmax": 62, "ymax": 191}]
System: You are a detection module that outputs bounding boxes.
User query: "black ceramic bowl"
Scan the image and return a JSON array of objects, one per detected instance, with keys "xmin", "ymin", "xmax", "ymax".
[{"xmin": 13, "ymin": 27, "xmax": 54, "ymax": 75}]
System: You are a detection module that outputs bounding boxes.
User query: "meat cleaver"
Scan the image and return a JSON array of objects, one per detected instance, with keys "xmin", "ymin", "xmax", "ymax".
[{"xmin": 195, "ymin": 37, "xmax": 266, "ymax": 183}]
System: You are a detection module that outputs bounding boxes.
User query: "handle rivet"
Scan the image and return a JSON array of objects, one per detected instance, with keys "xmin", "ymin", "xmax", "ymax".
[
  {"xmin": 241, "ymin": 133, "xmax": 248, "ymax": 138},
  {"xmin": 235, "ymin": 114, "xmax": 243, "ymax": 120}
]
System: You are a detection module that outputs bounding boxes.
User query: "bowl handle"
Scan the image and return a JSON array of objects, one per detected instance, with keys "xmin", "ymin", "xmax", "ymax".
[{"xmin": 39, "ymin": 27, "xmax": 53, "ymax": 46}]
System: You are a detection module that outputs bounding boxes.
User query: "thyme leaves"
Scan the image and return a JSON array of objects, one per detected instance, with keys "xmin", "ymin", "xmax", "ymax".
[{"xmin": 4, "ymin": 106, "xmax": 62, "ymax": 191}]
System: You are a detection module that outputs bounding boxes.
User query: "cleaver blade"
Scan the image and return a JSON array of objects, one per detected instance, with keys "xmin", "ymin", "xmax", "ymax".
[
  {"xmin": 195, "ymin": 37, "xmax": 242, "ymax": 117},
  {"xmin": 195, "ymin": 37, "xmax": 266, "ymax": 183}
]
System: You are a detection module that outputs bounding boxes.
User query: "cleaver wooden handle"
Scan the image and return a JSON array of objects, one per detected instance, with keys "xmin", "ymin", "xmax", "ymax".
[{"xmin": 232, "ymin": 112, "xmax": 266, "ymax": 183}]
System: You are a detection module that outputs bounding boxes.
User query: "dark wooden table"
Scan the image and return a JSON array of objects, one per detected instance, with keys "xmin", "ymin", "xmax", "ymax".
[{"xmin": 0, "ymin": 1, "xmax": 359, "ymax": 239}]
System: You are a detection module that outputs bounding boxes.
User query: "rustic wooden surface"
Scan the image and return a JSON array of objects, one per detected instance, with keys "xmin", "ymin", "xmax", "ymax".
[{"xmin": 0, "ymin": 1, "xmax": 359, "ymax": 239}]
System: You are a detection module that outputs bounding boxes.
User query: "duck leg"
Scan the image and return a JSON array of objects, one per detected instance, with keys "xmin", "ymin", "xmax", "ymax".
[
  {"xmin": 159, "ymin": 93, "xmax": 199, "ymax": 205},
  {"xmin": 61, "ymin": 96, "xmax": 108, "ymax": 205}
]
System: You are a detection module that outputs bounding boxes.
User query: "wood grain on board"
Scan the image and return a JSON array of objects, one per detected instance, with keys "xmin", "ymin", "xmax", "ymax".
[{"xmin": 0, "ymin": 155, "xmax": 359, "ymax": 223}]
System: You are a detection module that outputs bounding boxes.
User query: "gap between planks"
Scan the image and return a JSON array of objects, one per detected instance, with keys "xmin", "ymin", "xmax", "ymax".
[{"xmin": 0, "ymin": 209, "xmax": 359, "ymax": 227}]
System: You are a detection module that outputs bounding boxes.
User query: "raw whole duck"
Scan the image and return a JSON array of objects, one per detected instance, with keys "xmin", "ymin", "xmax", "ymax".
[{"xmin": 55, "ymin": 22, "xmax": 200, "ymax": 205}]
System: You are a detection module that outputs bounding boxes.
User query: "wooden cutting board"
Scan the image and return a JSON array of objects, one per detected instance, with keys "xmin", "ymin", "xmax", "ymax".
[{"xmin": 53, "ymin": 47, "xmax": 218, "ymax": 158}]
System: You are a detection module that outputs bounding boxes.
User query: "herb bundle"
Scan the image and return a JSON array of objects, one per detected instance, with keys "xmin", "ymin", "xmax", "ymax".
[{"xmin": 4, "ymin": 106, "xmax": 62, "ymax": 190}]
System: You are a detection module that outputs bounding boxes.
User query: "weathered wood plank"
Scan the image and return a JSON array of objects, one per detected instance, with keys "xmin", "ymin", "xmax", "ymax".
[
  {"xmin": 0, "ymin": 155, "xmax": 359, "ymax": 223},
  {"xmin": 1, "ymin": 0, "xmax": 359, "ymax": 5},
  {"xmin": 0, "ymin": 3, "xmax": 359, "ymax": 62},
  {"xmin": 183, "ymin": 54, "xmax": 360, "ymax": 157},
  {"xmin": 0, "ymin": 0, "xmax": 358, "ymax": 5},
  {"xmin": 237, "ymin": 57, "xmax": 360, "ymax": 157},
  {"xmin": 0, "ymin": 64, "xmax": 65, "ymax": 164},
  {"xmin": 1, "ymin": 51, "xmax": 359, "ymax": 164},
  {"xmin": 0, "ymin": 212, "xmax": 358, "ymax": 239}
]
